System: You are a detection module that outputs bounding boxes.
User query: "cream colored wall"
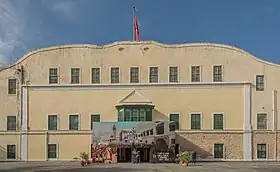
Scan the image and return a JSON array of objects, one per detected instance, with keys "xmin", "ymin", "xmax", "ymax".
[
  {"xmin": 28, "ymin": 86, "xmax": 244, "ymax": 131},
  {"xmin": 0, "ymin": 134, "xmax": 21, "ymax": 161}
]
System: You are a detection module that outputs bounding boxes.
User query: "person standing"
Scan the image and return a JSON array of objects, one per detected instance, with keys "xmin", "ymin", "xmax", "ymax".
[{"xmin": 136, "ymin": 151, "xmax": 140, "ymax": 163}]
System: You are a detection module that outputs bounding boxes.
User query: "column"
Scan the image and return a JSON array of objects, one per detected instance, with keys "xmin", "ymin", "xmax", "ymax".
[{"xmin": 243, "ymin": 84, "xmax": 252, "ymax": 160}]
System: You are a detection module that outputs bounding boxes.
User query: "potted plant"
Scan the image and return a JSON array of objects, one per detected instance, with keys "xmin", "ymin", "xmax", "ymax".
[
  {"xmin": 177, "ymin": 151, "xmax": 189, "ymax": 166},
  {"xmin": 73, "ymin": 152, "xmax": 91, "ymax": 167}
]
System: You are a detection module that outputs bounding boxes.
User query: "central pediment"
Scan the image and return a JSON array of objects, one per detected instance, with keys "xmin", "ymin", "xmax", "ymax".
[{"xmin": 116, "ymin": 90, "xmax": 154, "ymax": 107}]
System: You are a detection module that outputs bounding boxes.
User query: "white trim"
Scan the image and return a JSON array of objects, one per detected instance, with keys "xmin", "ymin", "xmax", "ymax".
[
  {"xmin": 169, "ymin": 112, "xmax": 180, "ymax": 129},
  {"xmin": 190, "ymin": 65, "xmax": 202, "ymax": 82},
  {"xmin": 212, "ymin": 64, "xmax": 224, "ymax": 82},
  {"xmin": 212, "ymin": 112, "xmax": 225, "ymax": 130},
  {"xmin": 47, "ymin": 143, "xmax": 59, "ymax": 160},
  {"xmin": 21, "ymin": 86, "xmax": 28, "ymax": 161},
  {"xmin": 48, "ymin": 67, "xmax": 60, "ymax": 85},
  {"xmin": 243, "ymin": 84, "xmax": 252, "ymax": 160},
  {"xmin": 47, "ymin": 114, "xmax": 60, "ymax": 130},
  {"xmin": 90, "ymin": 66, "xmax": 102, "ymax": 84},
  {"xmin": 168, "ymin": 65, "xmax": 180, "ymax": 83},
  {"xmin": 212, "ymin": 143, "xmax": 225, "ymax": 159},
  {"xmin": 256, "ymin": 143, "xmax": 268, "ymax": 160},
  {"xmin": 148, "ymin": 65, "xmax": 159, "ymax": 83},
  {"xmin": 70, "ymin": 67, "xmax": 81, "ymax": 84},
  {"xmin": 189, "ymin": 112, "xmax": 203, "ymax": 130},
  {"xmin": 256, "ymin": 112, "xmax": 268, "ymax": 130},
  {"xmin": 6, "ymin": 144, "xmax": 17, "ymax": 160},
  {"xmin": 109, "ymin": 66, "xmax": 121, "ymax": 84},
  {"xmin": 129, "ymin": 66, "xmax": 141, "ymax": 84},
  {"xmin": 68, "ymin": 113, "xmax": 81, "ymax": 130}
]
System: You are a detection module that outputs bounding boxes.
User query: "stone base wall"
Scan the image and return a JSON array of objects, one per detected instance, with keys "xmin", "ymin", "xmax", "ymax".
[{"xmin": 176, "ymin": 132, "xmax": 243, "ymax": 160}]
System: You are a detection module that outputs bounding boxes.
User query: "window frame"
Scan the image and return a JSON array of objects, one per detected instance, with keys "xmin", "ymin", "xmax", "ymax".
[
  {"xmin": 47, "ymin": 114, "xmax": 59, "ymax": 131},
  {"xmin": 8, "ymin": 78, "xmax": 17, "ymax": 95},
  {"xmin": 109, "ymin": 66, "xmax": 120, "ymax": 84},
  {"xmin": 90, "ymin": 113, "xmax": 100, "ymax": 130},
  {"xmin": 213, "ymin": 143, "xmax": 224, "ymax": 159},
  {"xmin": 212, "ymin": 112, "xmax": 224, "ymax": 130},
  {"xmin": 190, "ymin": 112, "xmax": 202, "ymax": 130},
  {"xmin": 91, "ymin": 67, "xmax": 101, "ymax": 84},
  {"xmin": 257, "ymin": 113, "xmax": 267, "ymax": 130},
  {"xmin": 68, "ymin": 114, "xmax": 80, "ymax": 130},
  {"xmin": 6, "ymin": 144, "xmax": 16, "ymax": 160},
  {"xmin": 168, "ymin": 66, "xmax": 179, "ymax": 83},
  {"xmin": 190, "ymin": 65, "xmax": 201, "ymax": 82},
  {"xmin": 149, "ymin": 66, "xmax": 159, "ymax": 83},
  {"xmin": 70, "ymin": 68, "xmax": 81, "ymax": 84},
  {"xmin": 169, "ymin": 112, "xmax": 180, "ymax": 130},
  {"xmin": 256, "ymin": 75, "xmax": 264, "ymax": 91},
  {"xmin": 7, "ymin": 116, "xmax": 17, "ymax": 131},
  {"xmin": 212, "ymin": 65, "xmax": 223, "ymax": 82},
  {"xmin": 129, "ymin": 66, "xmax": 140, "ymax": 84},
  {"xmin": 256, "ymin": 143, "xmax": 267, "ymax": 159},
  {"xmin": 47, "ymin": 143, "xmax": 58, "ymax": 160},
  {"xmin": 48, "ymin": 67, "xmax": 59, "ymax": 84}
]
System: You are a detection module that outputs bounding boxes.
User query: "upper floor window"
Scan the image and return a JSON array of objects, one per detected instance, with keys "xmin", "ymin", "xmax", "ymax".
[
  {"xmin": 48, "ymin": 115, "xmax": 58, "ymax": 130},
  {"xmin": 191, "ymin": 66, "xmax": 201, "ymax": 82},
  {"xmin": 213, "ymin": 65, "xmax": 223, "ymax": 82},
  {"xmin": 91, "ymin": 114, "xmax": 100, "ymax": 129},
  {"xmin": 7, "ymin": 116, "xmax": 16, "ymax": 131},
  {"xmin": 8, "ymin": 79, "xmax": 17, "ymax": 95},
  {"xmin": 256, "ymin": 75, "xmax": 264, "ymax": 91},
  {"xmin": 91, "ymin": 68, "xmax": 101, "ymax": 84},
  {"xmin": 191, "ymin": 113, "xmax": 201, "ymax": 130},
  {"xmin": 169, "ymin": 66, "xmax": 179, "ymax": 83},
  {"xmin": 71, "ymin": 68, "xmax": 80, "ymax": 84},
  {"xmin": 213, "ymin": 113, "xmax": 224, "ymax": 130},
  {"xmin": 130, "ymin": 67, "xmax": 139, "ymax": 83},
  {"xmin": 110, "ymin": 67, "xmax": 120, "ymax": 84},
  {"xmin": 149, "ymin": 67, "xmax": 159, "ymax": 83},
  {"xmin": 49, "ymin": 68, "xmax": 58, "ymax": 84},
  {"xmin": 69, "ymin": 114, "xmax": 79, "ymax": 130},
  {"xmin": 257, "ymin": 113, "xmax": 267, "ymax": 129},
  {"xmin": 169, "ymin": 113, "xmax": 179, "ymax": 130}
]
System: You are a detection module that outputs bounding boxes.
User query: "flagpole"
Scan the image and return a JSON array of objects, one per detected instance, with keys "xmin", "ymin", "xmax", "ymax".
[{"xmin": 132, "ymin": 6, "xmax": 136, "ymax": 41}]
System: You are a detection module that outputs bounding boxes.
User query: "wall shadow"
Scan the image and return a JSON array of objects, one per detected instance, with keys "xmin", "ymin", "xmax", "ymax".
[
  {"xmin": 153, "ymin": 109, "xmax": 168, "ymax": 121},
  {"xmin": 176, "ymin": 135, "xmax": 212, "ymax": 159},
  {"xmin": 0, "ymin": 146, "xmax": 6, "ymax": 161}
]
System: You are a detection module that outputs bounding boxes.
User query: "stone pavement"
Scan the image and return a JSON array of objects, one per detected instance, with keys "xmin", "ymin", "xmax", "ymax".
[{"xmin": 1, "ymin": 161, "xmax": 280, "ymax": 172}]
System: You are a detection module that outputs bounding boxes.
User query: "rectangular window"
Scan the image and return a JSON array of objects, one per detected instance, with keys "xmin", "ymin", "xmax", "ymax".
[
  {"xmin": 149, "ymin": 67, "xmax": 159, "ymax": 83},
  {"xmin": 130, "ymin": 67, "xmax": 139, "ymax": 83},
  {"xmin": 71, "ymin": 68, "xmax": 80, "ymax": 84},
  {"xmin": 47, "ymin": 144, "xmax": 57, "ymax": 159},
  {"xmin": 191, "ymin": 113, "xmax": 201, "ymax": 130},
  {"xmin": 7, "ymin": 145, "xmax": 16, "ymax": 159},
  {"xmin": 213, "ymin": 65, "xmax": 223, "ymax": 82},
  {"xmin": 69, "ymin": 115, "xmax": 79, "ymax": 130},
  {"xmin": 110, "ymin": 67, "xmax": 120, "ymax": 83},
  {"xmin": 169, "ymin": 113, "xmax": 179, "ymax": 130},
  {"xmin": 169, "ymin": 66, "xmax": 179, "ymax": 83},
  {"xmin": 257, "ymin": 144, "xmax": 267, "ymax": 159},
  {"xmin": 91, "ymin": 114, "xmax": 100, "ymax": 130},
  {"xmin": 256, "ymin": 75, "xmax": 264, "ymax": 91},
  {"xmin": 257, "ymin": 113, "xmax": 267, "ymax": 130},
  {"xmin": 49, "ymin": 68, "xmax": 58, "ymax": 84},
  {"xmin": 214, "ymin": 144, "xmax": 224, "ymax": 159},
  {"xmin": 191, "ymin": 66, "xmax": 201, "ymax": 82},
  {"xmin": 48, "ymin": 115, "xmax": 58, "ymax": 130},
  {"xmin": 91, "ymin": 68, "xmax": 100, "ymax": 84},
  {"xmin": 132, "ymin": 109, "xmax": 139, "ymax": 121},
  {"xmin": 8, "ymin": 79, "xmax": 17, "ymax": 95},
  {"xmin": 213, "ymin": 114, "xmax": 224, "ymax": 130},
  {"xmin": 7, "ymin": 116, "xmax": 16, "ymax": 131}
]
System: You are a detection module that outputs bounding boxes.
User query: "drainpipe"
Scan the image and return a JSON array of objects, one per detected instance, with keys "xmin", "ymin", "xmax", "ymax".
[{"xmin": 273, "ymin": 90, "xmax": 278, "ymax": 161}]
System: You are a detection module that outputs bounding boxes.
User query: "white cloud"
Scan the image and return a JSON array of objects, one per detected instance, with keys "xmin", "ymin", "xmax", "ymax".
[{"xmin": 0, "ymin": 0, "xmax": 28, "ymax": 65}]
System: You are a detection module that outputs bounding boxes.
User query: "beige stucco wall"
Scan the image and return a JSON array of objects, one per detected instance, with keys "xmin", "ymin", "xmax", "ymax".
[{"xmin": 1, "ymin": 41, "xmax": 280, "ymax": 160}]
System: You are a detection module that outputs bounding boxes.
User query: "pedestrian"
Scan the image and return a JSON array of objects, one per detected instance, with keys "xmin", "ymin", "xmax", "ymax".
[
  {"xmin": 136, "ymin": 151, "xmax": 140, "ymax": 164},
  {"xmin": 192, "ymin": 151, "xmax": 196, "ymax": 164}
]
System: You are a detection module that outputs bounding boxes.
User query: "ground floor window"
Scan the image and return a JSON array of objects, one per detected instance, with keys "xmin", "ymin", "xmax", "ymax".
[
  {"xmin": 257, "ymin": 144, "xmax": 267, "ymax": 159},
  {"xmin": 7, "ymin": 145, "xmax": 16, "ymax": 159},
  {"xmin": 117, "ymin": 107, "xmax": 152, "ymax": 122},
  {"xmin": 214, "ymin": 143, "xmax": 224, "ymax": 159},
  {"xmin": 48, "ymin": 144, "xmax": 57, "ymax": 159}
]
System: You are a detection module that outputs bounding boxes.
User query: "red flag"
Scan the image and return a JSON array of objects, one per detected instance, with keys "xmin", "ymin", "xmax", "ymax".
[{"xmin": 133, "ymin": 8, "xmax": 139, "ymax": 41}]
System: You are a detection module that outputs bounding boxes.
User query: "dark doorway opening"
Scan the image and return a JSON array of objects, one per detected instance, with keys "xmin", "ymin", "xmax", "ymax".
[
  {"xmin": 175, "ymin": 144, "xmax": 179, "ymax": 155},
  {"xmin": 137, "ymin": 148, "xmax": 150, "ymax": 162},
  {"xmin": 117, "ymin": 148, "xmax": 132, "ymax": 162}
]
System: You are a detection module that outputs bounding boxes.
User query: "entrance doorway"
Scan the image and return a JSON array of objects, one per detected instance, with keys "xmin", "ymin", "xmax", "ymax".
[
  {"xmin": 137, "ymin": 148, "xmax": 150, "ymax": 162},
  {"xmin": 117, "ymin": 148, "xmax": 132, "ymax": 162}
]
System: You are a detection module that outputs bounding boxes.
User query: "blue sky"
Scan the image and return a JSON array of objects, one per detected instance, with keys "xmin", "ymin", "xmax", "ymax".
[{"xmin": 0, "ymin": 0, "xmax": 280, "ymax": 66}]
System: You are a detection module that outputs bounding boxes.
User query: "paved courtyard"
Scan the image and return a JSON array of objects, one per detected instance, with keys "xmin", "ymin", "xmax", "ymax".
[{"xmin": 1, "ymin": 161, "xmax": 280, "ymax": 172}]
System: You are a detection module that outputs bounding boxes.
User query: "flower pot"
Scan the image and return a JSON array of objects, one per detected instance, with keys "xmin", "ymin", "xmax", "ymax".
[{"xmin": 180, "ymin": 162, "xmax": 188, "ymax": 166}]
